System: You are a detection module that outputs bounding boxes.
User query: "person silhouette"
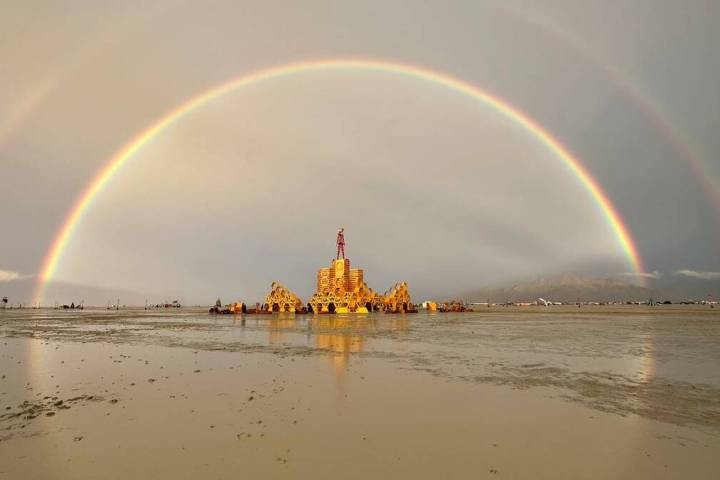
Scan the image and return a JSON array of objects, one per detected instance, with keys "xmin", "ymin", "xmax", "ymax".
[{"xmin": 336, "ymin": 228, "xmax": 345, "ymax": 259}]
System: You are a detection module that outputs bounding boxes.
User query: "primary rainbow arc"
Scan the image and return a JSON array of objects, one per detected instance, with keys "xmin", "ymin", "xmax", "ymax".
[{"xmin": 34, "ymin": 58, "xmax": 645, "ymax": 304}]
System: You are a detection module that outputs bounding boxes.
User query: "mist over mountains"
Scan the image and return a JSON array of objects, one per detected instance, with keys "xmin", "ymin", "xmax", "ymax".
[
  {"xmin": 652, "ymin": 274, "xmax": 720, "ymax": 302},
  {"xmin": 2, "ymin": 272, "xmax": 718, "ymax": 308},
  {"xmin": 457, "ymin": 274, "xmax": 718, "ymax": 304},
  {"xmin": 457, "ymin": 275, "xmax": 655, "ymax": 304},
  {"xmin": 0, "ymin": 277, "xmax": 156, "ymax": 308}
]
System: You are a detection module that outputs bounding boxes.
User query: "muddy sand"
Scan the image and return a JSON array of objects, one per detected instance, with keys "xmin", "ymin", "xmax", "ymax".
[{"xmin": 1, "ymin": 306, "xmax": 719, "ymax": 479}]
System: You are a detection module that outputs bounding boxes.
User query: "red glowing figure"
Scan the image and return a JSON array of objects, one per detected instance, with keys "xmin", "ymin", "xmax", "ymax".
[{"xmin": 336, "ymin": 228, "xmax": 345, "ymax": 259}]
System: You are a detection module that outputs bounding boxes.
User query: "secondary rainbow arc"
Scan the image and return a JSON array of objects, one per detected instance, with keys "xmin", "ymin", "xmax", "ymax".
[{"xmin": 33, "ymin": 58, "xmax": 646, "ymax": 304}]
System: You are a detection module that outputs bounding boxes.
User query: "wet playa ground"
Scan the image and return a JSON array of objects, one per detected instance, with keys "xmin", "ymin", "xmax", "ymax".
[{"xmin": 1, "ymin": 306, "xmax": 719, "ymax": 479}]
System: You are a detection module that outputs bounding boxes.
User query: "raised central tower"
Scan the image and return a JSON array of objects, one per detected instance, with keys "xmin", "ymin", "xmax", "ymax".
[{"xmin": 316, "ymin": 258, "xmax": 364, "ymax": 294}]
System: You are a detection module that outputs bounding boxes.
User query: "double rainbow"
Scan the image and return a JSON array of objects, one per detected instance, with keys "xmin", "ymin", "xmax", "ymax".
[{"xmin": 33, "ymin": 58, "xmax": 645, "ymax": 304}]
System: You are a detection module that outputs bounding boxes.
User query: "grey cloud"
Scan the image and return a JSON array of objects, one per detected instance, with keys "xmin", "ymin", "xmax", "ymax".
[
  {"xmin": 0, "ymin": 269, "xmax": 35, "ymax": 282},
  {"xmin": 0, "ymin": 269, "xmax": 20, "ymax": 282},
  {"xmin": 621, "ymin": 271, "xmax": 663, "ymax": 280},
  {"xmin": 674, "ymin": 270, "xmax": 720, "ymax": 281}
]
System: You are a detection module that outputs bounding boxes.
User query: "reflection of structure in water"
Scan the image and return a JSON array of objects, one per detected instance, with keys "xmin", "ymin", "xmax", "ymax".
[
  {"xmin": 312, "ymin": 317, "xmax": 371, "ymax": 351},
  {"xmin": 313, "ymin": 317, "xmax": 368, "ymax": 373},
  {"xmin": 258, "ymin": 314, "xmax": 411, "ymax": 379},
  {"xmin": 267, "ymin": 316, "xmax": 299, "ymax": 344}
]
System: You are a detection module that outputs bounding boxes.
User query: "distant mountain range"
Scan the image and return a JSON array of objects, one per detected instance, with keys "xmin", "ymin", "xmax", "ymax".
[
  {"xmin": 653, "ymin": 275, "xmax": 720, "ymax": 302},
  {"xmin": 3, "ymin": 272, "xmax": 717, "ymax": 307},
  {"xmin": 0, "ymin": 276, "xmax": 149, "ymax": 308},
  {"xmin": 459, "ymin": 275, "xmax": 660, "ymax": 303}
]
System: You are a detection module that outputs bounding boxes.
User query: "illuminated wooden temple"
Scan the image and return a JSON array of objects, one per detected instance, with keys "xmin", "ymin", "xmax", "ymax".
[
  {"xmin": 264, "ymin": 281, "xmax": 303, "ymax": 313},
  {"xmin": 261, "ymin": 230, "xmax": 415, "ymax": 314},
  {"xmin": 307, "ymin": 258, "xmax": 381, "ymax": 313}
]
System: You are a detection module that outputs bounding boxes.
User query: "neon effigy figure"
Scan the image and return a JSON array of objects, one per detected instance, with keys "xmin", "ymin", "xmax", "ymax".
[{"xmin": 336, "ymin": 227, "xmax": 345, "ymax": 259}]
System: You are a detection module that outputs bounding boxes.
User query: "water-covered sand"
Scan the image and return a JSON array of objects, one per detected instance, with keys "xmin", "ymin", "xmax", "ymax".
[{"xmin": 1, "ymin": 306, "xmax": 719, "ymax": 479}]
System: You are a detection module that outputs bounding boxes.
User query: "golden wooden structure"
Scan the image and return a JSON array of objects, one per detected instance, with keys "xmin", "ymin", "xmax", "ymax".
[
  {"xmin": 264, "ymin": 282, "xmax": 303, "ymax": 313},
  {"xmin": 255, "ymin": 231, "xmax": 414, "ymax": 315},
  {"xmin": 308, "ymin": 258, "xmax": 382, "ymax": 313},
  {"xmin": 382, "ymin": 282, "xmax": 413, "ymax": 313}
]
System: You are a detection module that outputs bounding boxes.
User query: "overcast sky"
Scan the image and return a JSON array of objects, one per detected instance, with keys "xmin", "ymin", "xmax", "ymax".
[{"xmin": 1, "ymin": 0, "xmax": 718, "ymax": 304}]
